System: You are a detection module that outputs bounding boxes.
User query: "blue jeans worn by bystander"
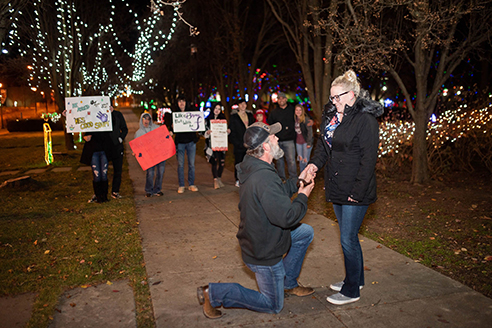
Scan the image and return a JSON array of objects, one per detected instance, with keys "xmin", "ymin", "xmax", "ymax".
[
  {"xmin": 91, "ymin": 151, "xmax": 108, "ymax": 182},
  {"xmin": 208, "ymin": 224, "xmax": 314, "ymax": 313},
  {"xmin": 145, "ymin": 160, "xmax": 166, "ymax": 194},
  {"xmin": 332, "ymin": 204, "xmax": 369, "ymax": 298},
  {"xmin": 295, "ymin": 143, "xmax": 312, "ymax": 173},
  {"xmin": 176, "ymin": 141, "xmax": 196, "ymax": 187},
  {"xmin": 276, "ymin": 140, "xmax": 297, "ymax": 180}
]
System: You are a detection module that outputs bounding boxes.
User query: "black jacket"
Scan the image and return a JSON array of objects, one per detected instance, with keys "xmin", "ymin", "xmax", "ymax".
[
  {"xmin": 109, "ymin": 109, "xmax": 128, "ymax": 155},
  {"xmin": 267, "ymin": 103, "xmax": 296, "ymax": 141},
  {"xmin": 236, "ymin": 155, "xmax": 308, "ymax": 266},
  {"xmin": 309, "ymin": 90, "xmax": 383, "ymax": 205},
  {"xmin": 229, "ymin": 111, "xmax": 255, "ymax": 153}
]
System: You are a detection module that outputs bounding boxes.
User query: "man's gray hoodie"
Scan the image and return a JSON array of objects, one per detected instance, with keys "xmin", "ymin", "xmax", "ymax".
[
  {"xmin": 134, "ymin": 113, "xmax": 160, "ymax": 139},
  {"xmin": 236, "ymin": 155, "xmax": 309, "ymax": 266}
]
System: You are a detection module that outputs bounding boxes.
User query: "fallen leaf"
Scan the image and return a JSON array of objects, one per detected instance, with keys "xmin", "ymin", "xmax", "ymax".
[
  {"xmin": 70, "ymin": 303, "xmax": 76, "ymax": 307},
  {"xmin": 461, "ymin": 248, "xmax": 467, "ymax": 252},
  {"xmin": 471, "ymin": 204, "xmax": 478, "ymax": 209},
  {"xmin": 106, "ymin": 281, "xmax": 113, "ymax": 285},
  {"xmin": 94, "ymin": 240, "xmax": 99, "ymax": 243},
  {"xmin": 113, "ymin": 290, "xmax": 119, "ymax": 292},
  {"xmin": 44, "ymin": 250, "xmax": 50, "ymax": 254},
  {"xmin": 429, "ymin": 237, "xmax": 435, "ymax": 240},
  {"xmin": 484, "ymin": 255, "xmax": 492, "ymax": 261},
  {"xmin": 212, "ymin": 256, "xmax": 218, "ymax": 259},
  {"xmin": 376, "ymin": 245, "xmax": 382, "ymax": 249},
  {"xmin": 80, "ymin": 259, "xmax": 85, "ymax": 264},
  {"xmin": 34, "ymin": 240, "xmax": 38, "ymax": 245},
  {"xmin": 80, "ymin": 285, "xmax": 89, "ymax": 288},
  {"xmin": 371, "ymin": 281, "xmax": 379, "ymax": 285},
  {"xmin": 364, "ymin": 266, "xmax": 371, "ymax": 271}
]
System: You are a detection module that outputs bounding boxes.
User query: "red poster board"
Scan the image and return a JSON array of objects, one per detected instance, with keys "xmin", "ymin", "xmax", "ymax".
[{"xmin": 129, "ymin": 125, "xmax": 176, "ymax": 171}]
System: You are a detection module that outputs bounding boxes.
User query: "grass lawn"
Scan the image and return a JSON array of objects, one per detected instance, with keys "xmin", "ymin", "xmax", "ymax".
[{"xmin": 0, "ymin": 131, "xmax": 154, "ymax": 327}]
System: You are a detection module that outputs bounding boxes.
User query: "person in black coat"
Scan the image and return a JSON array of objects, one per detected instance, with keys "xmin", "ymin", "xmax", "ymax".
[
  {"xmin": 229, "ymin": 98, "xmax": 255, "ymax": 187},
  {"xmin": 203, "ymin": 103, "xmax": 228, "ymax": 189},
  {"xmin": 108, "ymin": 105, "xmax": 128, "ymax": 198},
  {"xmin": 301, "ymin": 69, "xmax": 383, "ymax": 306}
]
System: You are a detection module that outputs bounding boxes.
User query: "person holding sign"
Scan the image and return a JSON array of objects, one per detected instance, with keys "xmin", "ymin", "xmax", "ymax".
[
  {"xmin": 204, "ymin": 103, "xmax": 228, "ymax": 189},
  {"xmin": 134, "ymin": 113, "xmax": 167, "ymax": 197},
  {"xmin": 172, "ymin": 95, "xmax": 199, "ymax": 193},
  {"xmin": 229, "ymin": 98, "xmax": 255, "ymax": 187}
]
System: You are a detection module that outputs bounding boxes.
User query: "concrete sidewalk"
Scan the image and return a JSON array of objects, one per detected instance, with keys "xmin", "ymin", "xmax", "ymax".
[
  {"xmin": 123, "ymin": 109, "xmax": 492, "ymax": 327},
  {"xmin": 45, "ymin": 108, "xmax": 491, "ymax": 327}
]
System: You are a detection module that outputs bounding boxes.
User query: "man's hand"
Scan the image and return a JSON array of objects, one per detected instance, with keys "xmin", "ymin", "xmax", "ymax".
[{"xmin": 298, "ymin": 174, "xmax": 315, "ymax": 197}]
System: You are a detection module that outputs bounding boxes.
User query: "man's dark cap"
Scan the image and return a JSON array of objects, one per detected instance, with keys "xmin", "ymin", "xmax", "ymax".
[{"xmin": 243, "ymin": 122, "xmax": 282, "ymax": 150}]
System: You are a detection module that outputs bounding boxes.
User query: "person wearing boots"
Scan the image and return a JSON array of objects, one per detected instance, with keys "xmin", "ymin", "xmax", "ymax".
[
  {"xmin": 203, "ymin": 103, "xmax": 228, "ymax": 189},
  {"xmin": 80, "ymin": 130, "xmax": 113, "ymax": 203}
]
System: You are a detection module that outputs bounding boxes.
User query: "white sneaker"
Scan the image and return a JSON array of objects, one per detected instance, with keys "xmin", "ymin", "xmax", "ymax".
[
  {"xmin": 217, "ymin": 178, "xmax": 225, "ymax": 188},
  {"xmin": 177, "ymin": 186, "xmax": 185, "ymax": 194},
  {"xmin": 235, "ymin": 180, "xmax": 240, "ymax": 187},
  {"xmin": 327, "ymin": 292, "xmax": 360, "ymax": 305},
  {"xmin": 330, "ymin": 281, "xmax": 363, "ymax": 292},
  {"xmin": 188, "ymin": 185, "xmax": 199, "ymax": 192}
]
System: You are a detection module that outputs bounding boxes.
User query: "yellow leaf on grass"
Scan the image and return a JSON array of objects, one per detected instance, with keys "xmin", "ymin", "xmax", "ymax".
[
  {"xmin": 44, "ymin": 250, "xmax": 50, "ymax": 254},
  {"xmin": 80, "ymin": 285, "xmax": 89, "ymax": 288},
  {"xmin": 106, "ymin": 281, "xmax": 113, "ymax": 285},
  {"xmin": 34, "ymin": 240, "xmax": 37, "ymax": 245}
]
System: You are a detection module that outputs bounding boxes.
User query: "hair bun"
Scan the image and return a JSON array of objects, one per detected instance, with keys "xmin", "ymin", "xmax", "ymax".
[{"xmin": 345, "ymin": 70, "xmax": 357, "ymax": 83}]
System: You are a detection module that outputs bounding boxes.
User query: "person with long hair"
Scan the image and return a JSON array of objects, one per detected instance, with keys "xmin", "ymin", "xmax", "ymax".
[
  {"xmin": 301, "ymin": 69, "xmax": 383, "ymax": 305},
  {"xmin": 204, "ymin": 103, "xmax": 228, "ymax": 189},
  {"xmin": 294, "ymin": 104, "xmax": 313, "ymax": 172}
]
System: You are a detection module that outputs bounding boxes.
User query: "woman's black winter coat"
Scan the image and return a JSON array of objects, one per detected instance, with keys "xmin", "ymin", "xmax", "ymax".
[{"xmin": 309, "ymin": 91, "xmax": 383, "ymax": 205}]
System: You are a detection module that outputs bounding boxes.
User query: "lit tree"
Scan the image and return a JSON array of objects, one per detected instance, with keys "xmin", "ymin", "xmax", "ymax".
[
  {"xmin": 321, "ymin": 0, "xmax": 492, "ymax": 183},
  {"xmin": 266, "ymin": 0, "xmax": 342, "ymax": 121}
]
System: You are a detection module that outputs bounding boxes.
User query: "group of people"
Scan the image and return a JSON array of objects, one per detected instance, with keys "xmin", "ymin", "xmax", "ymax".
[
  {"xmin": 76, "ymin": 69, "xmax": 383, "ymax": 320},
  {"xmin": 197, "ymin": 69, "xmax": 383, "ymax": 318}
]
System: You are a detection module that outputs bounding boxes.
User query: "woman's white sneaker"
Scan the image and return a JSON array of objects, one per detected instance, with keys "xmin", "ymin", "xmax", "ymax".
[
  {"xmin": 327, "ymin": 292, "xmax": 360, "ymax": 305},
  {"xmin": 329, "ymin": 281, "xmax": 363, "ymax": 292}
]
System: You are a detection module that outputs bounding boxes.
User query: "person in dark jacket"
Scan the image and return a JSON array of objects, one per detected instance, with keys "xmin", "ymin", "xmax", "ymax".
[
  {"xmin": 229, "ymin": 98, "xmax": 255, "ymax": 187},
  {"xmin": 171, "ymin": 95, "xmax": 199, "ymax": 193},
  {"xmin": 108, "ymin": 105, "xmax": 128, "ymax": 199},
  {"xmin": 301, "ymin": 69, "xmax": 383, "ymax": 306},
  {"xmin": 197, "ymin": 122, "xmax": 316, "ymax": 319},
  {"xmin": 203, "ymin": 103, "xmax": 228, "ymax": 189},
  {"xmin": 267, "ymin": 92, "xmax": 297, "ymax": 180}
]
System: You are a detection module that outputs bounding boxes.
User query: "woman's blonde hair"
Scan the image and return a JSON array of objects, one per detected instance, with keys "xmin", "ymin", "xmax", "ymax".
[
  {"xmin": 294, "ymin": 104, "xmax": 306, "ymax": 123},
  {"xmin": 332, "ymin": 69, "xmax": 360, "ymax": 97}
]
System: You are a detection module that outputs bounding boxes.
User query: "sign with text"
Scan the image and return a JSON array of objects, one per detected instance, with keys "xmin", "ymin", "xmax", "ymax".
[
  {"xmin": 172, "ymin": 111, "xmax": 205, "ymax": 132},
  {"xmin": 129, "ymin": 125, "xmax": 176, "ymax": 171},
  {"xmin": 210, "ymin": 120, "xmax": 228, "ymax": 151},
  {"xmin": 65, "ymin": 96, "xmax": 112, "ymax": 133}
]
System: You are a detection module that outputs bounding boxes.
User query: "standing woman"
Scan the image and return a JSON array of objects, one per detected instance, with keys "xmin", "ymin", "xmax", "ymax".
[
  {"xmin": 294, "ymin": 104, "xmax": 313, "ymax": 173},
  {"xmin": 229, "ymin": 98, "xmax": 255, "ymax": 187},
  {"xmin": 204, "ymin": 103, "xmax": 228, "ymax": 189},
  {"xmin": 302, "ymin": 70, "xmax": 383, "ymax": 305}
]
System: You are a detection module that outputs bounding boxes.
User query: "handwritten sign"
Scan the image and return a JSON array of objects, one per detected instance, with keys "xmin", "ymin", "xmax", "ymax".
[
  {"xmin": 210, "ymin": 120, "xmax": 228, "ymax": 151},
  {"xmin": 129, "ymin": 125, "xmax": 176, "ymax": 171},
  {"xmin": 172, "ymin": 111, "xmax": 205, "ymax": 132},
  {"xmin": 65, "ymin": 96, "xmax": 112, "ymax": 133}
]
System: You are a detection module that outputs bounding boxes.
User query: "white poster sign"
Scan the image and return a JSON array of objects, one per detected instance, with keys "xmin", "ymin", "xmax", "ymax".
[
  {"xmin": 210, "ymin": 120, "xmax": 228, "ymax": 151},
  {"xmin": 65, "ymin": 96, "xmax": 112, "ymax": 133},
  {"xmin": 172, "ymin": 111, "xmax": 205, "ymax": 132}
]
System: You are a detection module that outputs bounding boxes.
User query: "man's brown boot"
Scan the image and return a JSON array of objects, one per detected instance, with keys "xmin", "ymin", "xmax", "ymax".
[
  {"xmin": 197, "ymin": 285, "xmax": 223, "ymax": 319},
  {"xmin": 285, "ymin": 286, "xmax": 315, "ymax": 297}
]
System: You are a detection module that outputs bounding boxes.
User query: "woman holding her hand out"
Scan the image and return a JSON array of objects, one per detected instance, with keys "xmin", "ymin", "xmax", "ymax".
[{"xmin": 301, "ymin": 69, "xmax": 383, "ymax": 305}]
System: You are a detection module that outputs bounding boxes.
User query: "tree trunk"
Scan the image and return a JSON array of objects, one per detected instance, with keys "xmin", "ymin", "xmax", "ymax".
[{"xmin": 411, "ymin": 108, "xmax": 429, "ymax": 184}]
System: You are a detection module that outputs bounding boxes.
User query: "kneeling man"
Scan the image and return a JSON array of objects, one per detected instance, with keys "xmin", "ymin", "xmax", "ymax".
[{"xmin": 197, "ymin": 122, "xmax": 316, "ymax": 318}]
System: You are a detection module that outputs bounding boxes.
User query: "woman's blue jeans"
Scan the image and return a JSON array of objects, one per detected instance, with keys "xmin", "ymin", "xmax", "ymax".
[
  {"xmin": 295, "ymin": 143, "xmax": 312, "ymax": 172},
  {"xmin": 146, "ymin": 161, "xmax": 166, "ymax": 194},
  {"xmin": 333, "ymin": 204, "xmax": 369, "ymax": 298},
  {"xmin": 208, "ymin": 223, "xmax": 314, "ymax": 313},
  {"xmin": 91, "ymin": 151, "xmax": 108, "ymax": 182},
  {"xmin": 176, "ymin": 141, "xmax": 196, "ymax": 187}
]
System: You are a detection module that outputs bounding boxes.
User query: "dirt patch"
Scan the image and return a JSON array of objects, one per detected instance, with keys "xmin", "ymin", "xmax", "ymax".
[{"xmin": 309, "ymin": 167, "xmax": 492, "ymax": 298}]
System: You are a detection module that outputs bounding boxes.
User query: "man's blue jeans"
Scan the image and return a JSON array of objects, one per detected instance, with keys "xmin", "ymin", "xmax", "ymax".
[
  {"xmin": 91, "ymin": 151, "xmax": 108, "ymax": 182},
  {"xmin": 176, "ymin": 141, "xmax": 196, "ymax": 187},
  {"xmin": 276, "ymin": 140, "xmax": 297, "ymax": 180},
  {"xmin": 208, "ymin": 224, "xmax": 314, "ymax": 313},
  {"xmin": 146, "ymin": 161, "xmax": 166, "ymax": 194},
  {"xmin": 333, "ymin": 204, "xmax": 369, "ymax": 298}
]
